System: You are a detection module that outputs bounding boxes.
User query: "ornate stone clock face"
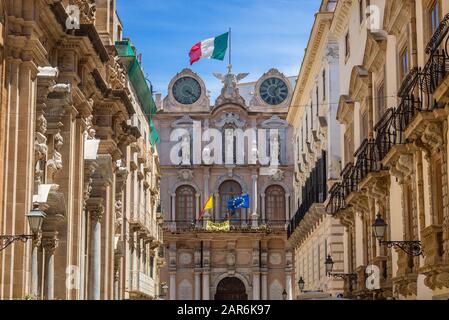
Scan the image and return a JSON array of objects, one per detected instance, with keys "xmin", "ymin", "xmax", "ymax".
[
  {"xmin": 172, "ymin": 76, "xmax": 202, "ymax": 105},
  {"xmin": 260, "ymin": 77, "xmax": 289, "ymax": 105}
]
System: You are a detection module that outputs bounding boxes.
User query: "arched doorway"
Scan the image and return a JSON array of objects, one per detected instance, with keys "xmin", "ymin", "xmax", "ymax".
[{"xmin": 215, "ymin": 277, "xmax": 248, "ymax": 300}]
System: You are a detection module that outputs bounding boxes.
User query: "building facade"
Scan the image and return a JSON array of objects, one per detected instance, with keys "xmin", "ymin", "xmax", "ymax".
[
  {"xmin": 325, "ymin": 0, "xmax": 449, "ymax": 300},
  {"xmin": 287, "ymin": 0, "xmax": 346, "ymax": 299},
  {"xmin": 0, "ymin": 0, "xmax": 163, "ymax": 300},
  {"xmin": 155, "ymin": 68, "xmax": 296, "ymax": 300}
]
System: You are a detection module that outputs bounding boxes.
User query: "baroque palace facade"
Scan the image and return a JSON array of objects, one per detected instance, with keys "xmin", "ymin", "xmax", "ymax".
[
  {"xmin": 0, "ymin": 0, "xmax": 163, "ymax": 300},
  {"xmin": 155, "ymin": 68, "xmax": 296, "ymax": 300},
  {"xmin": 288, "ymin": 0, "xmax": 449, "ymax": 300}
]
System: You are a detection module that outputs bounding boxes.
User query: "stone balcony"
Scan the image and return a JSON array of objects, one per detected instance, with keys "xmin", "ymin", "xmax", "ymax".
[{"xmin": 129, "ymin": 271, "xmax": 156, "ymax": 299}]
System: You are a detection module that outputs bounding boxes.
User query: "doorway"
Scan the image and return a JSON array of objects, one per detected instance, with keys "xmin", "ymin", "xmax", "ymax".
[{"xmin": 214, "ymin": 277, "xmax": 248, "ymax": 300}]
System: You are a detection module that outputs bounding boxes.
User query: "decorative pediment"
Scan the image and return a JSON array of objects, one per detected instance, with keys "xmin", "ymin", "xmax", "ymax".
[
  {"xmin": 336, "ymin": 95, "xmax": 354, "ymax": 125},
  {"xmin": 171, "ymin": 115, "xmax": 195, "ymax": 128},
  {"xmin": 260, "ymin": 115, "xmax": 289, "ymax": 129},
  {"xmin": 215, "ymin": 112, "xmax": 246, "ymax": 129},
  {"xmin": 363, "ymin": 31, "xmax": 387, "ymax": 73},
  {"xmin": 349, "ymin": 65, "xmax": 369, "ymax": 102},
  {"xmin": 383, "ymin": 0, "xmax": 409, "ymax": 36}
]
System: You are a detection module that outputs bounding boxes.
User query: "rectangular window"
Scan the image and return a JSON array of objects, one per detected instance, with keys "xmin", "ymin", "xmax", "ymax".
[
  {"xmin": 344, "ymin": 125, "xmax": 354, "ymax": 165},
  {"xmin": 400, "ymin": 47, "xmax": 410, "ymax": 81},
  {"xmin": 322, "ymin": 69, "xmax": 326, "ymax": 101},
  {"xmin": 310, "ymin": 101, "xmax": 313, "ymax": 130},
  {"xmin": 345, "ymin": 31, "xmax": 351, "ymax": 58},
  {"xmin": 377, "ymin": 82, "xmax": 386, "ymax": 119},
  {"xmin": 359, "ymin": 0, "xmax": 364, "ymax": 24},
  {"xmin": 361, "ymin": 107, "xmax": 369, "ymax": 141},
  {"xmin": 316, "ymin": 87, "xmax": 319, "ymax": 116},
  {"xmin": 429, "ymin": 0, "xmax": 441, "ymax": 36}
]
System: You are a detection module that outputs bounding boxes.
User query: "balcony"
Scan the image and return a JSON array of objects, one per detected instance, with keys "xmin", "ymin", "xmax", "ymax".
[
  {"xmin": 354, "ymin": 139, "xmax": 382, "ymax": 183},
  {"xmin": 288, "ymin": 152, "xmax": 327, "ymax": 239},
  {"xmin": 325, "ymin": 182, "xmax": 346, "ymax": 216},
  {"xmin": 129, "ymin": 271, "xmax": 156, "ymax": 299},
  {"xmin": 163, "ymin": 219, "xmax": 289, "ymax": 234}
]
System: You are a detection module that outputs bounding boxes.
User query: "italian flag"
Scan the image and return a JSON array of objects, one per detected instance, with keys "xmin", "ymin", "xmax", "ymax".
[{"xmin": 189, "ymin": 32, "xmax": 229, "ymax": 65}]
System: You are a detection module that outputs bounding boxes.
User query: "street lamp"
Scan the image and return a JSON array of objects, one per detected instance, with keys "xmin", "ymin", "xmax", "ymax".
[
  {"xmin": 325, "ymin": 254, "xmax": 334, "ymax": 275},
  {"xmin": 282, "ymin": 289, "xmax": 288, "ymax": 300},
  {"xmin": 372, "ymin": 213, "xmax": 422, "ymax": 257},
  {"xmin": 157, "ymin": 282, "xmax": 169, "ymax": 300},
  {"xmin": 324, "ymin": 255, "xmax": 357, "ymax": 292},
  {"xmin": 0, "ymin": 209, "xmax": 46, "ymax": 251},
  {"xmin": 297, "ymin": 277, "xmax": 305, "ymax": 292}
]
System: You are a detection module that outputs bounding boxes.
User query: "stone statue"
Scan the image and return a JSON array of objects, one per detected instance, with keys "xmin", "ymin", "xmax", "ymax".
[
  {"xmin": 47, "ymin": 132, "xmax": 64, "ymax": 181},
  {"xmin": 85, "ymin": 115, "xmax": 96, "ymax": 139},
  {"xmin": 213, "ymin": 67, "xmax": 249, "ymax": 105},
  {"xmin": 34, "ymin": 114, "xmax": 48, "ymax": 185}
]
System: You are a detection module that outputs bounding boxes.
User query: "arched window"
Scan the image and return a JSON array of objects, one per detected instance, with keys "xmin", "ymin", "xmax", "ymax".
[
  {"xmin": 265, "ymin": 185, "xmax": 285, "ymax": 222},
  {"xmin": 176, "ymin": 186, "xmax": 196, "ymax": 224},
  {"xmin": 219, "ymin": 181, "xmax": 242, "ymax": 220}
]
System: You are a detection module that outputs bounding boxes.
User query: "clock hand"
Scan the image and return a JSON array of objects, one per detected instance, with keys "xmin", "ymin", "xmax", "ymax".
[{"xmin": 185, "ymin": 89, "xmax": 196, "ymax": 98}]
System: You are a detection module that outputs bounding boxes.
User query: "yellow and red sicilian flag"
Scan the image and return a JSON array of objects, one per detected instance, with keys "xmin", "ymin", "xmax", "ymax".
[{"xmin": 199, "ymin": 196, "xmax": 214, "ymax": 220}]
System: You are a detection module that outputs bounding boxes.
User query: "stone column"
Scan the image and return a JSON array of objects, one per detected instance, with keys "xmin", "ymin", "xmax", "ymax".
[
  {"xmin": 261, "ymin": 272, "xmax": 268, "ymax": 300},
  {"xmin": 261, "ymin": 193, "xmax": 266, "ymax": 223},
  {"xmin": 113, "ymin": 269, "xmax": 120, "ymax": 300},
  {"xmin": 252, "ymin": 273, "xmax": 260, "ymax": 300},
  {"xmin": 42, "ymin": 233, "xmax": 58, "ymax": 300},
  {"xmin": 195, "ymin": 271, "xmax": 201, "ymax": 300},
  {"xmin": 286, "ymin": 273, "xmax": 293, "ymax": 300},
  {"xmin": 171, "ymin": 193, "xmax": 176, "ymax": 230},
  {"xmin": 169, "ymin": 272, "xmax": 176, "ymax": 300},
  {"xmin": 31, "ymin": 238, "xmax": 41, "ymax": 298},
  {"xmin": 214, "ymin": 193, "xmax": 220, "ymax": 220},
  {"xmin": 204, "ymin": 170, "xmax": 210, "ymax": 201},
  {"xmin": 202, "ymin": 272, "xmax": 210, "ymax": 300},
  {"xmin": 89, "ymin": 205, "xmax": 104, "ymax": 300},
  {"xmin": 251, "ymin": 175, "xmax": 259, "ymax": 228},
  {"xmin": 195, "ymin": 193, "xmax": 201, "ymax": 220},
  {"xmin": 285, "ymin": 193, "xmax": 291, "ymax": 221}
]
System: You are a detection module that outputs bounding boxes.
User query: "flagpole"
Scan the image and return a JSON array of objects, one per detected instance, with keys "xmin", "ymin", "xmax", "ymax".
[{"xmin": 228, "ymin": 27, "xmax": 232, "ymax": 71}]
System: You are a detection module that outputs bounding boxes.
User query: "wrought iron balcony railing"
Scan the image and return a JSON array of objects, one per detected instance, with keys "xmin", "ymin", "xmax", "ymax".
[
  {"xmin": 354, "ymin": 138, "xmax": 381, "ymax": 183},
  {"xmin": 325, "ymin": 182, "xmax": 346, "ymax": 216},
  {"xmin": 287, "ymin": 152, "xmax": 327, "ymax": 238},
  {"xmin": 341, "ymin": 162, "xmax": 358, "ymax": 198},
  {"xmin": 163, "ymin": 219, "xmax": 289, "ymax": 233}
]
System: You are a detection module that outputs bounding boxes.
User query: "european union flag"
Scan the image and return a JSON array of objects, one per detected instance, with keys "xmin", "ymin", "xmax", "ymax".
[{"xmin": 227, "ymin": 194, "xmax": 250, "ymax": 213}]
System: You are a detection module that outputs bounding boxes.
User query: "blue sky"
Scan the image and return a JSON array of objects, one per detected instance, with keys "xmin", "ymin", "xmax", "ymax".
[{"xmin": 116, "ymin": 0, "xmax": 320, "ymax": 99}]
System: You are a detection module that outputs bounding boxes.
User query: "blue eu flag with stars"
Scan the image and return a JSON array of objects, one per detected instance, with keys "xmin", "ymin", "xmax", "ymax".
[{"xmin": 227, "ymin": 194, "xmax": 250, "ymax": 214}]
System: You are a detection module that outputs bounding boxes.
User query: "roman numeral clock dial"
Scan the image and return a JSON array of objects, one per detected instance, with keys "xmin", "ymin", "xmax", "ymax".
[
  {"xmin": 172, "ymin": 76, "xmax": 202, "ymax": 105},
  {"xmin": 260, "ymin": 77, "xmax": 289, "ymax": 105}
]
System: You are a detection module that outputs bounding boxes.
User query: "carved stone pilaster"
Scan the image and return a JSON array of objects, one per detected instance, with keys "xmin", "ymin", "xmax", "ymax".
[
  {"xmin": 89, "ymin": 203, "xmax": 104, "ymax": 223},
  {"xmin": 42, "ymin": 232, "xmax": 59, "ymax": 255}
]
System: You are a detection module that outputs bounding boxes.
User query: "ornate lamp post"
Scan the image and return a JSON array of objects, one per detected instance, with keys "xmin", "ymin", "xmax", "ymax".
[
  {"xmin": 282, "ymin": 289, "xmax": 288, "ymax": 300},
  {"xmin": 157, "ymin": 283, "xmax": 169, "ymax": 300},
  {"xmin": 325, "ymin": 255, "xmax": 358, "ymax": 292},
  {"xmin": 297, "ymin": 277, "xmax": 305, "ymax": 293},
  {"xmin": 372, "ymin": 214, "xmax": 422, "ymax": 257},
  {"xmin": 0, "ymin": 209, "xmax": 46, "ymax": 251}
]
